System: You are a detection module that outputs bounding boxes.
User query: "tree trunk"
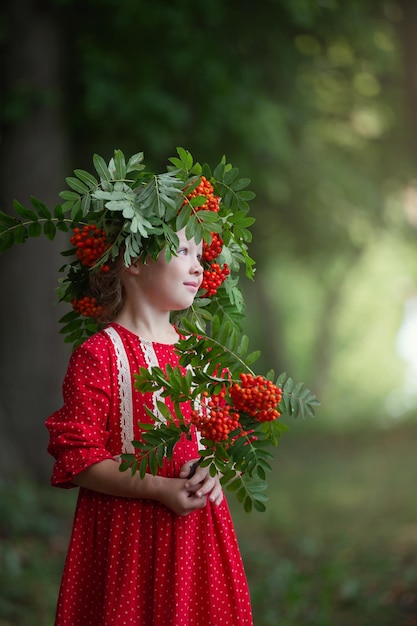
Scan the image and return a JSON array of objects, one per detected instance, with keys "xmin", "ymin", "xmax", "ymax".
[
  {"xmin": 0, "ymin": 0, "xmax": 70, "ymax": 479},
  {"xmin": 397, "ymin": 0, "xmax": 417, "ymax": 160}
]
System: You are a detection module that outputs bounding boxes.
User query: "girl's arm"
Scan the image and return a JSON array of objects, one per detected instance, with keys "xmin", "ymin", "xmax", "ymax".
[{"xmin": 73, "ymin": 459, "xmax": 209, "ymax": 517}]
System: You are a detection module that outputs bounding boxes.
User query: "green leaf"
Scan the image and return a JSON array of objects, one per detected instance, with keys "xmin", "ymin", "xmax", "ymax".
[
  {"xmin": 113, "ymin": 149, "xmax": 127, "ymax": 179},
  {"xmin": 156, "ymin": 443, "xmax": 165, "ymax": 467},
  {"xmin": 66, "ymin": 177, "xmax": 89, "ymax": 194},
  {"xmin": 28, "ymin": 222, "xmax": 42, "ymax": 237},
  {"xmin": 223, "ymin": 167, "xmax": 240, "ymax": 186},
  {"xmin": 245, "ymin": 350, "xmax": 261, "ymax": 366},
  {"xmin": 119, "ymin": 453, "xmax": 136, "ymax": 473},
  {"xmin": 231, "ymin": 177, "xmax": 251, "ymax": 191},
  {"xmin": 70, "ymin": 199, "xmax": 81, "ymax": 221},
  {"xmin": 185, "ymin": 218, "xmax": 203, "ymax": 244},
  {"xmin": 188, "ymin": 195, "xmax": 207, "ymax": 209},
  {"xmin": 221, "ymin": 470, "xmax": 238, "ymax": 485},
  {"xmin": 80, "ymin": 193, "xmax": 91, "ymax": 214},
  {"xmin": 0, "ymin": 230, "xmax": 15, "ymax": 251},
  {"xmin": 30, "ymin": 196, "xmax": 51, "ymax": 219},
  {"xmin": 126, "ymin": 152, "xmax": 144, "ymax": 173},
  {"xmin": 93, "ymin": 153, "xmax": 111, "ymax": 181},
  {"xmin": 0, "ymin": 211, "xmax": 19, "ymax": 228},
  {"xmin": 59, "ymin": 190, "xmax": 81, "ymax": 202},
  {"xmin": 176, "ymin": 147, "xmax": 193, "ymax": 170},
  {"xmin": 253, "ymin": 500, "xmax": 266, "ymax": 513},
  {"xmin": 244, "ymin": 497, "xmax": 253, "ymax": 513},
  {"xmin": 238, "ymin": 334, "xmax": 249, "ymax": 357},
  {"xmin": 237, "ymin": 190, "xmax": 256, "ymax": 201},
  {"xmin": 74, "ymin": 168, "xmax": 98, "ymax": 189},
  {"xmin": 213, "ymin": 160, "xmax": 225, "ymax": 180},
  {"xmin": 236, "ymin": 486, "xmax": 246, "ymax": 503},
  {"xmin": 13, "ymin": 223, "xmax": 28, "ymax": 243},
  {"xmin": 149, "ymin": 452, "xmax": 158, "ymax": 476},
  {"xmin": 284, "ymin": 377, "xmax": 294, "ymax": 393},
  {"xmin": 59, "ymin": 318, "xmax": 83, "ymax": 334},
  {"xmin": 276, "ymin": 372, "xmax": 287, "ymax": 386},
  {"xmin": 105, "ymin": 200, "xmax": 133, "ymax": 213},
  {"xmin": 257, "ymin": 465, "xmax": 267, "ymax": 481},
  {"xmin": 43, "ymin": 221, "xmax": 56, "ymax": 240},
  {"xmin": 12, "ymin": 200, "xmax": 38, "ymax": 221},
  {"xmin": 226, "ymin": 476, "xmax": 242, "ymax": 492},
  {"xmin": 229, "ymin": 435, "xmax": 247, "ymax": 460},
  {"xmin": 53, "ymin": 204, "xmax": 64, "ymax": 219},
  {"xmin": 155, "ymin": 400, "xmax": 174, "ymax": 423},
  {"xmin": 139, "ymin": 456, "xmax": 149, "ymax": 478}
]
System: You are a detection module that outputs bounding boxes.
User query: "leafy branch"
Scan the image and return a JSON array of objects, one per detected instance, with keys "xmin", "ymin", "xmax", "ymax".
[
  {"xmin": 120, "ymin": 331, "xmax": 319, "ymax": 513},
  {"xmin": 0, "ymin": 198, "xmax": 72, "ymax": 252}
]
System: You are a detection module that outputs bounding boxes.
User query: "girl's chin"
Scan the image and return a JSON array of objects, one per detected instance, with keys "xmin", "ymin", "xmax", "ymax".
[{"xmin": 170, "ymin": 298, "xmax": 196, "ymax": 311}]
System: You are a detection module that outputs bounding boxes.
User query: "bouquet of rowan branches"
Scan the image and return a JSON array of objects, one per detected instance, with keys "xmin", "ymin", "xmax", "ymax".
[{"xmin": 120, "ymin": 321, "xmax": 319, "ymax": 513}]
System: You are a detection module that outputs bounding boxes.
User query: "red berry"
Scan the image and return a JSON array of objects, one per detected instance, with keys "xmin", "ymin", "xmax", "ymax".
[
  {"xmin": 71, "ymin": 296, "xmax": 103, "ymax": 318},
  {"xmin": 190, "ymin": 392, "xmax": 240, "ymax": 442},
  {"xmin": 70, "ymin": 224, "xmax": 110, "ymax": 271},
  {"xmin": 229, "ymin": 374, "xmax": 282, "ymax": 422}
]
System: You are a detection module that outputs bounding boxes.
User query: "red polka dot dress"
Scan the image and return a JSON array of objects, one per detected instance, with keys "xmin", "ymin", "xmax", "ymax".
[{"xmin": 46, "ymin": 323, "xmax": 253, "ymax": 626}]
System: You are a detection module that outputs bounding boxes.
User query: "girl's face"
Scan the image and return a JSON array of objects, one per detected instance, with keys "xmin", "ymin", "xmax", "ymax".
[{"xmin": 135, "ymin": 228, "xmax": 204, "ymax": 312}]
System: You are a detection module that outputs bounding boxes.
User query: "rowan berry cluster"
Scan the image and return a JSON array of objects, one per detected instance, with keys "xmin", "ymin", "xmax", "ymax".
[
  {"xmin": 190, "ymin": 391, "xmax": 240, "ymax": 442},
  {"xmin": 184, "ymin": 176, "xmax": 229, "ymax": 297},
  {"xmin": 229, "ymin": 373, "xmax": 282, "ymax": 422},
  {"xmin": 70, "ymin": 225, "xmax": 110, "ymax": 272},
  {"xmin": 186, "ymin": 176, "xmax": 220, "ymax": 213},
  {"xmin": 202, "ymin": 232, "xmax": 223, "ymax": 263},
  {"xmin": 200, "ymin": 262, "xmax": 230, "ymax": 297},
  {"xmin": 71, "ymin": 296, "xmax": 104, "ymax": 318}
]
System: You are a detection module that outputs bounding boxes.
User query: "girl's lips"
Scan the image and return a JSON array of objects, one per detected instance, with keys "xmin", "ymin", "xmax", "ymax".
[{"xmin": 184, "ymin": 281, "xmax": 200, "ymax": 291}]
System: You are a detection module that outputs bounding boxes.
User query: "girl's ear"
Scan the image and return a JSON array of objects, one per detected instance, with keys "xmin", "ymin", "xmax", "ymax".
[{"xmin": 125, "ymin": 261, "xmax": 141, "ymax": 276}]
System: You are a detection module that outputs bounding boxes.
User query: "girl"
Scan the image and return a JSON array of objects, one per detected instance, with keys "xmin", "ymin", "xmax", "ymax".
[{"xmin": 46, "ymin": 226, "xmax": 254, "ymax": 625}]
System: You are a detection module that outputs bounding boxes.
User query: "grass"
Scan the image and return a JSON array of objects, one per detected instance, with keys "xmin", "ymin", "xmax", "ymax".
[{"xmin": 1, "ymin": 421, "xmax": 417, "ymax": 625}]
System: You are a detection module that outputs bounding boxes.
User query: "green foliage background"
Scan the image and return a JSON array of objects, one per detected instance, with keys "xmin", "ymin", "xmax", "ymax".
[
  {"xmin": 2, "ymin": 0, "xmax": 412, "ymax": 427},
  {"xmin": 77, "ymin": 0, "xmax": 415, "ymax": 426},
  {"xmin": 2, "ymin": 0, "xmax": 417, "ymax": 623},
  {"xmin": 0, "ymin": 1, "xmax": 415, "ymax": 439}
]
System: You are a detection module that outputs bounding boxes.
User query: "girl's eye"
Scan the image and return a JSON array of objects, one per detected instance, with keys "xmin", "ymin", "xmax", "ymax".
[{"xmin": 178, "ymin": 248, "xmax": 187, "ymax": 255}]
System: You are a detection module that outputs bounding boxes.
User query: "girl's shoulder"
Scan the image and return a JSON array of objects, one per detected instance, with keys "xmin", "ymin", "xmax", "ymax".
[
  {"xmin": 69, "ymin": 326, "xmax": 116, "ymax": 366},
  {"xmin": 60, "ymin": 327, "xmax": 118, "ymax": 388}
]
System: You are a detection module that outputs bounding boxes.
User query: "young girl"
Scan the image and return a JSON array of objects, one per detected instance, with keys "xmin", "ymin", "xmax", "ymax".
[{"xmin": 46, "ymin": 225, "xmax": 254, "ymax": 625}]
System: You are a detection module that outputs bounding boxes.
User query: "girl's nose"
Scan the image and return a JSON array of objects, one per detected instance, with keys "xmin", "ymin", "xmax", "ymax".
[{"xmin": 192, "ymin": 256, "xmax": 203, "ymax": 275}]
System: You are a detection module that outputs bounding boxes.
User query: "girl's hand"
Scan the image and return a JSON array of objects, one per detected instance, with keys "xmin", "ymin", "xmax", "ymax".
[
  {"xmin": 179, "ymin": 459, "xmax": 224, "ymax": 507},
  {"xmin": 73, "ymin": 458, "xmax": 208, "ymax": 517},
  {"xmin": 72, "ymin": 457, "xmax": 222, "ymax": 517},
  {"xmin": 155, "ymin": 477, "xmax": 209, "ymax": 517}
]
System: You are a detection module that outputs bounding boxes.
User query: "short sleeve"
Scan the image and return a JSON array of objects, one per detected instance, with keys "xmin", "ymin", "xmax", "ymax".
[{"xmin": 46, "ymin": 338, "xmax": 115, "ymax": 488}]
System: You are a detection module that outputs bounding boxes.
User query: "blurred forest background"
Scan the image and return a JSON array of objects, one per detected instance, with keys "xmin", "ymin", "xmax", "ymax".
[{"xmin": 2, "ymin": 0, "xmax": 417, "ymax": 624}]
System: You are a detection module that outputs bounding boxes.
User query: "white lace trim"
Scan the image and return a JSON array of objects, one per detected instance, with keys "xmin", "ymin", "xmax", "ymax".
[
  {"xmin": 105, "ymin": 326, "xmax": 205, "ymax": 453},
  {"xmin": 139, "ymin": 339, "xmax": 166, "ymax": 424},
  {"xmin": 104, "ymin": 327, "xmax": 134, "ymax": 454},
  {"xmin": 141, "ymin": 340, "xmax": 205, "ymax": 450},
  {"xmin": 186, "ymin": 363, "xmax": 205, "ymax": 451}
]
